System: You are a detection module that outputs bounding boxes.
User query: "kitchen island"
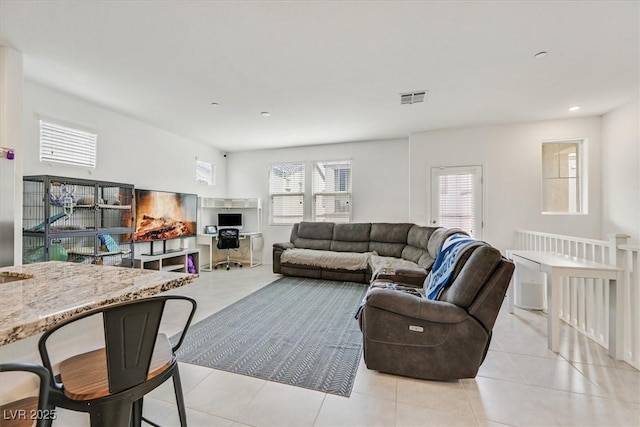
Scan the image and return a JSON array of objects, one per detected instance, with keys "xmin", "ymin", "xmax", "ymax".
[{"xmin": 0, "ymin": 261, "xmax": 196, "ymax": 345}]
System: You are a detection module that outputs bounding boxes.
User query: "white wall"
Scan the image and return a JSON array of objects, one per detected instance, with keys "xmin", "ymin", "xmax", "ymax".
[
  {"xmin": 226, "ymin": 139, "xmax": 410, "ymax": 255},
  {"xmin": 408, "ymin": 117, "xmax": 603, "ymax": 252},
  {"xmin": 20, "ymin": 80, "xmax": 625, "ymax": 263},
  {"xmin": 0, "ymin": 46, "xmax": 23, "ymax": 266},
  {"xmin": 602, "ymin": 97, "xmax": 640, "ymax": 244},
  {"xmin": 21, "ymin": 81, "xmax": 227, "ymax": 253}
]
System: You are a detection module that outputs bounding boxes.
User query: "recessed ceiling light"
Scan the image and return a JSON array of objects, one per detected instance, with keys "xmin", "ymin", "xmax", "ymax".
[
  {"xmin": 211, "ymin": 102, "xmax": 220, "ymax": 107},
  {"xmin": 534, "ymin": 51, "xmax": 548, "ymax": 59},
  {"xmin": 568, "ymin": 105, "xmax": 581, "ymax": 112},
  {"xmin": 261, "ymin": 112, "xmax": 271, "ymax": 117}
]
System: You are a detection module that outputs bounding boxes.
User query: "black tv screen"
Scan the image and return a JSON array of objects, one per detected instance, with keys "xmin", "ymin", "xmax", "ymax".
[{"xmin": 134, "ymin": 189, "xmax": 197, "ymax": 242}]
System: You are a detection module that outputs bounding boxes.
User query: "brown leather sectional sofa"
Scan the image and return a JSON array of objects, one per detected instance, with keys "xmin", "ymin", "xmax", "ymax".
[
  {"xmin": 272, "ymin": 221, "xmax": 458, "ymax": 284},
  {"xmin": 273, "ymin": 221, "xmax": 515, "ymax": 380}
]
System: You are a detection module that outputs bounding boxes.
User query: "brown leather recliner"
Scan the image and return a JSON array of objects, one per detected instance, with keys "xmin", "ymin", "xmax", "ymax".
[{"xmin": 357, "ymin": 243, "xmax": 514, "ymax": 380}]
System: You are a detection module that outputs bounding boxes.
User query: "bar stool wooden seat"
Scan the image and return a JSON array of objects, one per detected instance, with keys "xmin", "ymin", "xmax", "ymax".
[
  {"xmin": 0, "ymin": 363, "xmax": 50, "ymax": 427},
  {"xmin": 38, "ymin": 295, "xmax": 197, "ymax": 427},
  {"xmin": 59, "ymin": 334, "xmax": 173, "ymax": 401}
]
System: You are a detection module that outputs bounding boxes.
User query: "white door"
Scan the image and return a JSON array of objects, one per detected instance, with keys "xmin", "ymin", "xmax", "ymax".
[{"xmin": 430, "ymin": 166, "xmax": 483, "ymax": 238}]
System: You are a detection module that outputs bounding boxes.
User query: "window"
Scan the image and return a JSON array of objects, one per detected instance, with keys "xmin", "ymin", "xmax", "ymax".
[
  {"xmin": 269, "ymin": 163, "xmax": 305, "ymax": 224},
  {"xmin": 313, "ymin": 160, "xmax": 352, "ymax": 223},
  {"xmin": 431, "ymin": 166, "xmax": 483, "ymax": 238},
  {"xmin": 39, "ymin": 119, "xmax": 97, "ymax": 168},
  {"xmin": 196, "ymin": 160, "xmax": 215, "ymax": 186},
  {"xmin": 542, "ymin": 140, "xmax": 584, "ymax": 214}
]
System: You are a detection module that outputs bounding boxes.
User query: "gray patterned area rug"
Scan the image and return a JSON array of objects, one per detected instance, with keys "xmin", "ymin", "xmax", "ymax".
[{"xmin": 175, "ymin": 276, "xmax": 367, "ymax": 397}]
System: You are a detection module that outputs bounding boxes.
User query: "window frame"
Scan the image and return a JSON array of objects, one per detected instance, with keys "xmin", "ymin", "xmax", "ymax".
[
  {"xmin": 312, "ymin": 160, "xmax": 352, "ymax": 223},
  {"xmin": 541, "ymin": 138, "xmax": 587, "ymax": 215},
  {"xmin": 268, "ymin": 162, "xmax": 306, "ymax": 225},
  {"xmin": 196, "ymin": 159, "xmax": 216, "ymax": 186}
]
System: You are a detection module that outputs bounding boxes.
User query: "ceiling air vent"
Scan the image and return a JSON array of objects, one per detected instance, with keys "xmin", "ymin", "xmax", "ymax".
[{"xmin": 400, "ymin": 90, "xmax": 427, "ymax": 105}]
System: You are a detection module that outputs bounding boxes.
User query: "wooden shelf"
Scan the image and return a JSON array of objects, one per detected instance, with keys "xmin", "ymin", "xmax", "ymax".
[
  {"xmin": 161, "ymin": 264, "xmax": 185, "ymax": 272},
  {"xmin": 134, "ymin": 249, "xmax": 200, "ymax": 274}
]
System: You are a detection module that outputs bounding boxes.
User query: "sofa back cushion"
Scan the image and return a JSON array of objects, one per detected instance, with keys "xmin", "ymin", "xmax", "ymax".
[
  {"xmin": 427, "ymin": 228, "xmax": 464, "ymax": 259},
  {"xmin": 437, "ymin": 244, "xmax": 503, "ymax": 309},
  {"xmin": 435, "ymin": 241, "xmax": 514, "ymax": 331},
  {"xmin": 331, "ymin": 223, "xmax": 371, "ymax": 252},
  {"xmin": 401, "ymin": 225, "xmax": 439, "ymax": 269},
  {"xmin": 290, "ymin": 222, "xmax": 334, "ymax": 250},
  {"xmin": 369, "ymin": 223, "xmax": 413, "ymax": 257}
]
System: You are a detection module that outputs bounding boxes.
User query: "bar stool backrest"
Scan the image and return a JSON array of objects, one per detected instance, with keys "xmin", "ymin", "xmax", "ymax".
[
  {"xmin": 0, "ymin": 363, "xmax": 51, "ymax": 427},
  {"xmin": 103, "ymin": 298, "xmax": 165, "ymax": 393},
  {"xmin": 38, "ymin": 295, "xmax": 196, "ymax": 394}
]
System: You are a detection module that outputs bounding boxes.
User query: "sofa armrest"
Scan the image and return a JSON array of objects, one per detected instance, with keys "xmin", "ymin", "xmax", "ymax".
[
  {"xmin": 374, "ymin": 266, "xmax": 427, "ymax": 286},
  {"xmin": 272, "ymin": 242, "xmax": 294, "ymax": 273},
  {"xmin": 393, "ymin": 265, "xmax": 428, "ymax": 286},
  {"xmin": 273, "ymin": 242, "xmax": 295, "ymax": 250},
  {"xmin": 364, "ymin": 288, "xmax": 468, "ymax": 323},
  {"xmin": 395, "ymin": 265, "xmax": 428, "ymax": 279}
]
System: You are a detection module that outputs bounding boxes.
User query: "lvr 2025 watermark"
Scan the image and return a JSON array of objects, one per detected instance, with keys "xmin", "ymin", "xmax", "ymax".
[{"xmin": 3, "ymin": 408, "xmax": 57, "ymax": 421}]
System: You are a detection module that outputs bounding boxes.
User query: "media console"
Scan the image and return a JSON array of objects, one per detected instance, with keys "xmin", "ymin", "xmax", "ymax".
[{"xmin": 134, "ymin": 249, "xmax": 200, "ymax": 274}]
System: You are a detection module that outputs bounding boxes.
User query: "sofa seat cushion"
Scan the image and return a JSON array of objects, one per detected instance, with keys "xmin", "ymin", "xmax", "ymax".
[
  {"xmin": 281, "ymin": 248, "xmax": 374, "ymax": 271},
  {"xmin": 369, "ymin": 255, "xmax": 423, "ymax": 279}
]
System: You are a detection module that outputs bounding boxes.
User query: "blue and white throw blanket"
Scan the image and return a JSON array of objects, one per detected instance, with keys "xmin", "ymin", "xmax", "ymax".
[{"xmin": 425, "ymin": 234, "xmax": 477, "ymax": 300}]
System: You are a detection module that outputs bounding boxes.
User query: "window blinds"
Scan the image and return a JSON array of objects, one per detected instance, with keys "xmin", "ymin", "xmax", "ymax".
[
  {"xmin": 269, "ymin": 163, "xmax": 305, "ymax": 224},
  {"xmin": 39, "ymin": 120, "xmax": 97, "ymax": 168},
  {"xmin": 438, "ymin": 173, "xmax": 475, "ymax": 233}
]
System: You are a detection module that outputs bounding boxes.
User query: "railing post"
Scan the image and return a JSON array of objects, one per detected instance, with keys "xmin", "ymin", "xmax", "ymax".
[
  {"xmin": 608, "ymin": 233, "xmax": 630, "ymax": 266},
  {"xmin": 608, "ymin": 234, "xmax": 630, "ymax": 360}
]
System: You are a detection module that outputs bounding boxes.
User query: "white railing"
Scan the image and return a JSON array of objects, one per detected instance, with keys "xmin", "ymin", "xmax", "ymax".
[
  {"xmin": 514, "ymin": 230, "xmax": 638, "ymax": 370},
  {"xmin": 618, "ymin": 244, "xmax": 640, "ymax": 370}
]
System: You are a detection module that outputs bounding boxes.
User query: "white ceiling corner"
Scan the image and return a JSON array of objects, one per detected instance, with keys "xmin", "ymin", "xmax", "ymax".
[{"xmin": 0, "ymin": 1, "xmax": 638, "ymax": 152}]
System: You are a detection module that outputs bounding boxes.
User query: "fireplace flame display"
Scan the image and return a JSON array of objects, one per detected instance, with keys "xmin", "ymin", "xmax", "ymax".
[{"xmin": 134, "ymin": 190, "xmax": 197, "ymax": 242}]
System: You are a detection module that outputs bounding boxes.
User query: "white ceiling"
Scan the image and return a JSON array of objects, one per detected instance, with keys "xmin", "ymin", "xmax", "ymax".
[{"xmin": 1, "ymin": 1, "xmax": 638, "ymax": 153}]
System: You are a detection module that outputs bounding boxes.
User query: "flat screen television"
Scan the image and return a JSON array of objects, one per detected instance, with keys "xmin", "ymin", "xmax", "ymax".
[
  {"xmin": 134, "ymin": 189, "xmax": 197, "ymax": 242},
  {"xmin": 217, "ymin": 213, "xmax": 243, "ymax": 230}
]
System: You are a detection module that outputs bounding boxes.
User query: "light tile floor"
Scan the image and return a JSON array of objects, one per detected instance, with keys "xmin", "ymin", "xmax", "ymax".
[{"xmin": 48, "ymin": 266, "xmax": 640, "ymax": 426}]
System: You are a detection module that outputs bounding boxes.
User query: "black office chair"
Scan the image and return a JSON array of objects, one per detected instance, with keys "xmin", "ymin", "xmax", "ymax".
[
  {"xmin": 0, "ymin": 363, "xmax": 51, "ymax": 427},
  {"xmin": 214, "ymin": 228, "xmax": 243, "ymax": 270},
  {"xmin": 38, "ymin": 295, "xmax": 197, "ymax": 427}
]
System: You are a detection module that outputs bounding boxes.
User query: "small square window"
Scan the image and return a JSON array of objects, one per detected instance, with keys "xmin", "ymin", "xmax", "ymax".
[
  {"xmin": 196, "ymin": 160, "xmax": 215, "ymax": 186},
  {"xmin": 39, "ymin": 120, "xmax": 97, "ymax": 168},
  {"xmin": 542, "ymin": 140, "xmax": 584, "ymax": 214}
]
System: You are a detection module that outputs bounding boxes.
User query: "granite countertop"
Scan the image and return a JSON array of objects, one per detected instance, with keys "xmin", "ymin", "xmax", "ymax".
[{"xmin": 0, "ymin": 261, "xmax": 195, "ymax": 345}]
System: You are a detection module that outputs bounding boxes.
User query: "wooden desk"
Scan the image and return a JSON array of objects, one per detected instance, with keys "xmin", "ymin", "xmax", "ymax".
[
  {"xmin": 197, "ymin": 232, "xmax": 264, "ymax": 270},
  {"xmin": 0, "ymin": 261, "xmax": 195, "ymax": 345},
  {"xmin": 505, "ymin": 250, "xmax": 622, "ymax": 358}
]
